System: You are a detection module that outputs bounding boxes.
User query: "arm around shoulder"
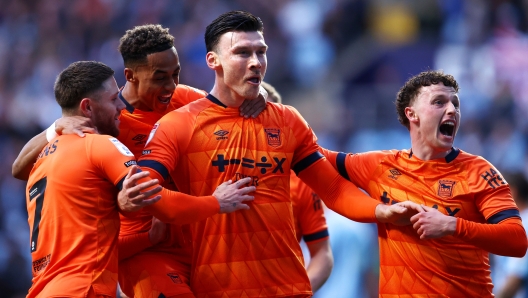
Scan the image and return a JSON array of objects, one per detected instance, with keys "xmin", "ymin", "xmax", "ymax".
[{"xmin": 12, "ymin": 130, "xmax": 48, "ymax": 180}]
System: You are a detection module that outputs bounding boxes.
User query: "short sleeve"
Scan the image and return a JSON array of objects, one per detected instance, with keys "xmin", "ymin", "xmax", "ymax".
[
  {"xmin": 283, "ymin": 105, "xmax": 323, "ymax": 174},
  {"xmin": 295, "ymin": 177, "xmax": 329, "ymax": 242},
  {"xmin": 88, "ymin": 135, "xmax": 137, "ymax": 188},
  {"xmin": 471, "ymin": 158, "xmax": 520, "ymax": 223}
]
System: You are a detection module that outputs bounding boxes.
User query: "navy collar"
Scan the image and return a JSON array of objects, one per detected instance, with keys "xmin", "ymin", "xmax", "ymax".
[
  {"xmin": 119, "ymin": 90, "xmax": 135, "ymax": 113},
  {"xmin": 206, "ymin": 94, "xmax": 227, "ymax": 108},
  {"xmin": 408, "ymin": 147, "xmax": 460, "ymax": 163}
]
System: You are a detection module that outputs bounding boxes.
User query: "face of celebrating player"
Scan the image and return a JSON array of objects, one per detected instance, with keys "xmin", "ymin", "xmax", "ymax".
[
  {"xmin": 405, "ymin": 82, "xmax": 461, "ymax": 158},
  {"xmin": 208, "ymin": 31, "xmax": 267, "ymax": 105},
  {"xmin": 91, "ymin": 77, "xmax": 124, "ymax": 137},
  {"xmin": 133, "ymin": 47, "xmax": 180, "ymax": 113}
]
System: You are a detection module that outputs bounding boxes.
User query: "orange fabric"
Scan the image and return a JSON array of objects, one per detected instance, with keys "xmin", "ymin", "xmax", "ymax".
[
  {"xmin": 118, "ymin": 231, "xmax": 151, "ymax": 261},
  {"xmin": 119, "ymin": 252, "xmax": 193, "ymax": 298},
  {"xmin": 117, "ymin": 84, "xmax": 207, "ymax": 297},
  {"xmin": 26, "ymin": 134, "xmax": 135, "ymax": 297},
  {"xmin": 290, "ymin": 171, "xmax": 328, "ymax": 243},
  {"xmin": 322, "ymin": 147, "xmax": 524, "ymax": 297},
  {"xmin": 454, "ymin": 217, "xmax": 526, "ymax": 257},
  {"xmin": 138, "ymin": 97, "xmax": 320, "ymax": 297},
  {"xmin": 297, "ymin": 159, "xmax": 379, "ymax": 223}
]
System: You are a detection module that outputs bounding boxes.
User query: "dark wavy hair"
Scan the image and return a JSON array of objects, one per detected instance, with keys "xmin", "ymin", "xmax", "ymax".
[
  {"xmin": 118, "ymin": 24, "xmax": 174, "ymax": 68},
  {"xmin": 205, "ymin": 10, "xmax": 264, "ymax": 52},
  {"xmin": 395, "ymin": 70, "xmax": 459, "ymax": 130},
  {"xmin": 54, "ymin": 61, "xmax": 114, "ymax": 113}
]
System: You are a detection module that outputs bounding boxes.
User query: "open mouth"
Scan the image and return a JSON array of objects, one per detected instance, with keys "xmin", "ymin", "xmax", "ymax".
[
  {"xmin": 439, "ymin": 121, "xmax": 455, "ymax": 137},
  {"xmin": 158, "ymin": 94, "xmax": 172, "ymax": 104},
  {"xmin": 247, "ymin": 77, "xmax": 261, "ymax": 84}
]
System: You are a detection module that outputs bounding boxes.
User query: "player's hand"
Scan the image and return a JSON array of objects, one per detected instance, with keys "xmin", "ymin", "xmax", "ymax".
[
  {"xmin": 375, "ymin": 201, "xmax": 425, "ymax": 225},
  {"xmin": 410, "ymin": 205, "xmax": 457, "ymax": 239},
  {"xmin": 118, "ymin": 165, "xmax": 162, "ymax": 212},
  {"xmin": 55, "ymin": 115, "xmax": 98, "ymax": 137},
  {"xmin": 148, "ymin": 217, "xmax": 168, "ymax": 245},
  {"xmin": 239, "ymin": 85, "xmax": 267, "ymax": 118},
  {"xmin": 214, "ymin": 177, "xmax": 256, "ymax": 213}
]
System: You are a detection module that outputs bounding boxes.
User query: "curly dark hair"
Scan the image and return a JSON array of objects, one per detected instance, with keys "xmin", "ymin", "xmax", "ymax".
[
  {"xmin": 205, "ymin": 10, "xmax": 264, "ymax": 52},
  {"xmin": 395, "ymin": 70, "xmax": 459, "ymax": 130},
  {"xmin": 54, "ymin": 61, "xmax": 114, "ymax": 113},
  {"xmin": 118, "ymin": 24, "xmax": 174, "ymax": 68}
]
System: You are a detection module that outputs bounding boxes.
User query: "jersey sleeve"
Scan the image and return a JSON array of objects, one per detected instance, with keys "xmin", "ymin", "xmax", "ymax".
[
  {"xmin": 137, "ymin": 111, "xmax": 194, "ymax": 182},
  {"xmin": 295, "ymin": 176, "xmax": 329, "ymax": 243},
  {"xmin": 282, "ymin": 105, "xmax": 324, "ymax": 174},
  {"xmin": 320, "ymin": 148, "xmax": 387, "ymax": 190},
  {"xmin": 298, "ymin": 157, "xmax": 380, "ymax": 223},
  {"xmin": 471, "ymin": 158, "xmax": 520, "ymax": 222},
  {"xmin": 88, "ymin": 135, "xmax": 137, "ymax": 188}
]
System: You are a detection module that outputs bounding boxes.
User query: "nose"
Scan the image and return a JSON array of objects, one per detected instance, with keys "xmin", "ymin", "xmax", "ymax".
[
  {"xmin": 446, "ymin": 101, "xmax": 457, "ymax": 115},
  {"xmin": 249, "ymin": 52, "xmax": 262, "ymax": 69},
  {"xmin": 165, "ymin": 78, "xmax": 177, "ymax": 93}
]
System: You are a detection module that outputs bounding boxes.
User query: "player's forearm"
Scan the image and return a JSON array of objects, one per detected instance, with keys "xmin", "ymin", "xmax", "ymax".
[
  {"xmin": 306, "ymin": 240, "xmax": 333, "ymax": 292},
  {"xmin": 145, "ymin": 187, "xmax": 219, "ymax": 224},
  {"xmin": 454, "ymin": 217, "xmax": 527, "ymax": 257},
  {"xmin": 118, "ymin": 232, "xmax": 152, "ymax": 261},
  {"xmin": 12, "ymin": 130, "xmax": 48, "ymax": 180},
  {"xmin": 139, "ymin": 168, "xmax": 220, "ymax": 224},
  {"xmin": 298, "ymin": 159, "xmax": 379, "ymax": 223}
]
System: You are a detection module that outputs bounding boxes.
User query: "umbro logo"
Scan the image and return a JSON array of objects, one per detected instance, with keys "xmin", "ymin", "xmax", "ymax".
[
  {"xmin": 132, "ymin": 134, "xmax": 147, "ymax": 145},
  {"xmin": 214, "ymin": 130, "xmax": 229, "ymax": 140},
  {"xmin": 388, "ymin": 169, "xmax": 402, "ymax": 180}
]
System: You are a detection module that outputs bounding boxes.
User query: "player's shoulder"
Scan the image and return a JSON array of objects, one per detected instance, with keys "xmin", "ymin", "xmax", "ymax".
[
  {"xmin": 173, "ymin": 84, "xmax": 207, "ymax": 101},
  {"xmin": 453, "ymin": 148, "xmax": 491, "ymax": 166},
  {"xmin": 89, "ymin": 134, "xmax": 135, "ymax": 156},
  {"xmin": 351, "ymin": 149, "xmax": 401, "ymax": 162}
]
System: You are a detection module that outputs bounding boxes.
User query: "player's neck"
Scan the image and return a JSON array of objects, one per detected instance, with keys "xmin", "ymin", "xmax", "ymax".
[
  {"xmin": 121, "ymin": 83, "xmax": 146, "ymax": 110},
  {"xmin": 209, "ymin": 84, "xmax": 244, "ymax": 108},
  {"xmin": 410, "ymin": 141, "xmax": 451, "ymax": 161}
]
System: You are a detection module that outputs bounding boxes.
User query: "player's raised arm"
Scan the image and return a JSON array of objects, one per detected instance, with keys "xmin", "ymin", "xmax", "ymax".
[{"xmin": 12, "ymin": 116, "xmax": 96, "ymax": 180}]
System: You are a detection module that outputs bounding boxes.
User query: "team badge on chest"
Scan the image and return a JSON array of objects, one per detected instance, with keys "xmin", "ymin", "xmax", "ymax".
[
  {"xmin": 264, "ymin": 128, "xmax": 281, "ymax": 147},
  {"xmin": 437, "ymin": 180, "xmax": 456, "ymax": 198}
]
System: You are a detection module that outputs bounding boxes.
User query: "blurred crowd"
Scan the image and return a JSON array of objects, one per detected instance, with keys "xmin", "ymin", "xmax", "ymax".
[{"xmin": 1, "ymin": 0, "xmax": 527, "ymax": 297}]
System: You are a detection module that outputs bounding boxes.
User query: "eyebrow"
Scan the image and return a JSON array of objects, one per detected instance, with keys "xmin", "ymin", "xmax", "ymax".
[{"xmin": 153, "ymin": 66, "xmax": 181, "ymax": 75}]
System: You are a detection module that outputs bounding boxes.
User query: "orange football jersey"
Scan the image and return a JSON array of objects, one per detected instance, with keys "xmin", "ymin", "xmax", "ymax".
[
  {"xmin": 26, "ymin": 134, "xmax": 136, "ymax": 297},
  {"xmin": 138, "ymin": 95, "xmax": 323, "ymax": 297},
  {"xmin": 118, "ymin": 84, "xmax": 206, "ymax": 255},
  {"xmin": 324, "ymin": 147, "xmax": 520, "ymax": 297},
  {"xmin": 290, "ymin": 171, "xmax": 328, "ymax": 243}
]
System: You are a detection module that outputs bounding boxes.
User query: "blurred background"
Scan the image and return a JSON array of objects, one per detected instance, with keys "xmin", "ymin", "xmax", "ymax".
[{"xmin": 1, "ymin": 0, "xmax": 527, "ymax": 297}]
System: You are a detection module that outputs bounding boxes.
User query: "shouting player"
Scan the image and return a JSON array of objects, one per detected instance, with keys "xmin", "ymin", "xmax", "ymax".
[{"xmin": 322, "ymin": 70, "xmax": 528, "ymax": 297}]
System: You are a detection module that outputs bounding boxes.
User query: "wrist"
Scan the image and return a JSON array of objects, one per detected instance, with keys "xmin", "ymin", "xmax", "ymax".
[
  {"xmin": 374, "ymin": 204, "xmax": 387, "ymax": 223},
  {"xmin": 46, "ymin": 121, "xmax": 58, "ymax": 142}
]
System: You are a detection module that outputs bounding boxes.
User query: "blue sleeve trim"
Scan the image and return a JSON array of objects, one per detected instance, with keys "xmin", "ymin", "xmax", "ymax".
[
  {"xmin": 137, "ymin": 160, "xmax": 169, "ymax": 180},
  {"xmin": 303, "ymin": 229, "xmax": 329, "ymax": 243},
  {"xmin": 116, "ymin": 168, "xmax": 143, "ymax": 190},
  {"xmin": 336, "ymin": 152, "xmax": 350, "ymax": 181},
  {"xmin": 293, "ymin": 151, "xmax": 324, "ymax": 175},
  {"xmin": 487, "ymin": 209, "xmax": 521, "ymax": 224}
]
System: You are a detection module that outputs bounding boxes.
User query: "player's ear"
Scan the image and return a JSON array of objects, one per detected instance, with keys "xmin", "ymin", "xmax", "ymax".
[
  {"xmin": 124, "ymin": 68, "xmax": 136, "ymax": 83},
  {"xmin": 206, "ymin": 51, "xmax": 219, "ymax": 70},
  {"xmin": 405, "ymin": 107, "xmax": 418, "ymax": 123},
  {"xmin": 79, "ymin": 98, "xmax": 93, "ymax": 118}
]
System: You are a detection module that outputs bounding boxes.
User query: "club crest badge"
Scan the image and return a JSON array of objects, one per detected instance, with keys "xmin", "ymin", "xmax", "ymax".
[
  {"xmin": 437, "ymin": 180, "xmax": 456, "ymax": 198},
  {"xmin": 264, "ymin": 128, "xmax": 281, "ymax": 147}
]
